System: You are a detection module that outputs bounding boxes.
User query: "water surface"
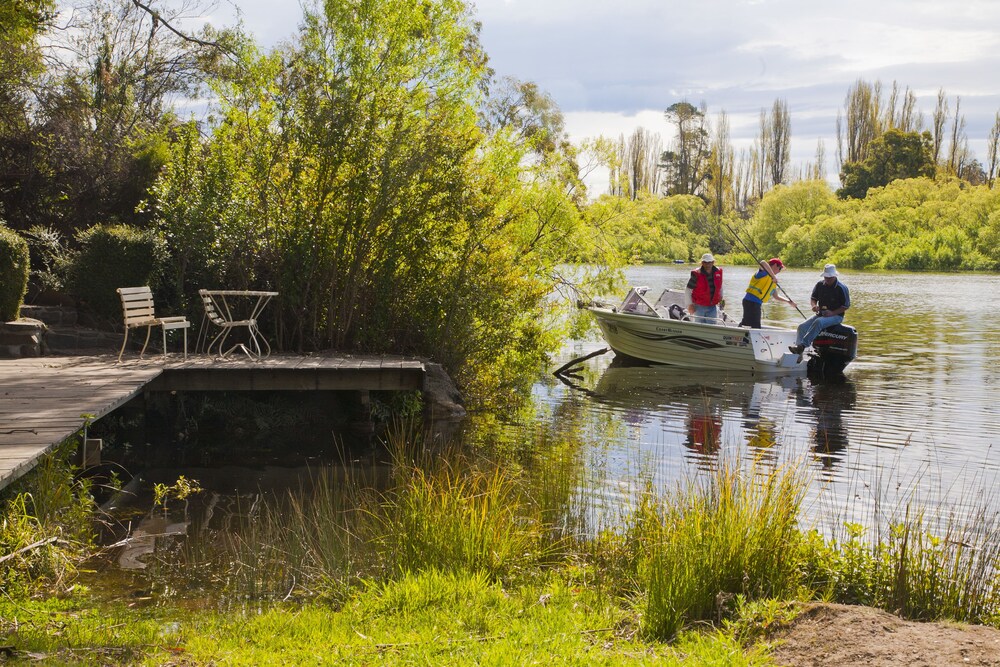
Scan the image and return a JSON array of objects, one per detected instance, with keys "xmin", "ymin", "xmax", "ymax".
[{"xmin": 530, "ymin": 265, "xmax": 1000, "ymax": 531}]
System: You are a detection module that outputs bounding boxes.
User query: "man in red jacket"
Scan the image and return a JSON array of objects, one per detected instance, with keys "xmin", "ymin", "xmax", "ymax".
[{"xmin": 685, "ymin": 253, "xmax": 724, "ymax": 324}]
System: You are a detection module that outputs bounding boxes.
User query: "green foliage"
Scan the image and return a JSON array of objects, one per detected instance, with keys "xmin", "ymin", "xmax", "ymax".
[
  {"xmin": 151, "ymin": 475, "xmax": 203, "ymax": 513},
  {"xmin": 838, "ymin": 129, "xmax": 936, "ymax": 200},
  {"xmin": 798, "ymin": 511, "xmax": 1000, "ymax": 625},
  {"xmin": 603, "ymin": 463, "xmax": 806, "ymax": 641},
  {"xmin": 148, "ymin": 0, "xmax": 595, "ymax": 407},
  {"xmin": 21, "ymin": 225, "xmax": 69, "ymax": 294},
  {"xmin": 581, "ymin": 193, "xmax": 711, "ymax": 264},
  {"xmin": 66, "ymin": 223, "xmax": 167, "ymax": 323},
  {"xmin": 367, "ymin": 459, "xmax": 546, "ymax": 579},
  {"xmin": 0, "ymin": 440, "xmax": 95, "ymax": 597},
  {"xmin": 0, "ymin": 223, "xmax": 29, "ymax": 320},
  {"xmin": 749, "ymin": 180, "xmax": 839, "ymax": 260},
  {"xmin": 741, "ymin": 177, "xmax": 1000, "ymax": 271}
]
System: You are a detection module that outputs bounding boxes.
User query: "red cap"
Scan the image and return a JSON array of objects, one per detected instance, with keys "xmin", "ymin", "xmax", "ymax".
[{"xmin": 768, "ymin": 258, "xmax": 784, "ymax": 269}]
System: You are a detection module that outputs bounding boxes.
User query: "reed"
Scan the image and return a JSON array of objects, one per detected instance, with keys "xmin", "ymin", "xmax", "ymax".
[
  {"xmin": 801, "ymin": 504, "xmax": 1000, "ymax": 624},
  {"xmin": 363, "ymin": 457, "xmax": 545, "ymax": 579},
  {"xmin": 0, "ymin": 440, "xmax": 95, "ymax": 595},
  {"xmin": 616, "ymin": 461, "xmax": 807, "ymax": 640}
]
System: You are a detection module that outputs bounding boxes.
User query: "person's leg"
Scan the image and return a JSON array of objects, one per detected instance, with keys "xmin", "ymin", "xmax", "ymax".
[
  {"xmin": 740, "ymin": 299, "xmax": 761, "ymax": 328},
  {"xmin": 693, "ymin": 305, "xmax": 718, "ymax": 324},
  {"xmin": 795, "ymin": 316, "xmax": 817, "ymax": 346},
  {"xmin": 800, "ymin": 314, "xmax": 844, "ymax": 347}
]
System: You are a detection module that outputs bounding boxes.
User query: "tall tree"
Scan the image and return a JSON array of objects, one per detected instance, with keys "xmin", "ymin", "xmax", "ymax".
[
  {"xmin": 705, "ymin": 110, "xmax": 734, "ymax": 218},
  {"xmin": 839, "ymin": 79, "xmax": 881, "ymax": 164},
  {"xmin": 660, "ymin": 101, "xmax": 710, "ymax": 197},
  {"xmin": 947, "ymin": 96, "xmax": 967, "ymax": 175},
  {"xmin": 762, "ymin": 98, "xmax": 791, "ymax": 188},
  {"xmin": 614, "ymin": 127, "xmax": 662, "ymax": 200},
  {"xmin": 931, "ymin": 88, "xmax": 948, "ymax": 164},
  {"xmin": 987, "ymin": 112, "xmax": 1000, "ymax": 189},
  {"xmin": 813, "ymin": 138, "xmax": 827, "ymax": 182}
]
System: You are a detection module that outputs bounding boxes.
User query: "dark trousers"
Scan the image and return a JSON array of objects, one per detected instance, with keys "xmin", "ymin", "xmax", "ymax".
[{"xmin": 740, "ymin": 298, "xmax": 762, "ymax": 328}]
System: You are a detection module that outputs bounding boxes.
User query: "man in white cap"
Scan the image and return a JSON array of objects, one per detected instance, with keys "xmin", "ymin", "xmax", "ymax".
[
  {"xmin": 789, "ymin": 264, "xmax": 850, "ymax": 354},
  {"xmin": 685, "ymin": 253, "xmax": 724, "ymax": 324}
]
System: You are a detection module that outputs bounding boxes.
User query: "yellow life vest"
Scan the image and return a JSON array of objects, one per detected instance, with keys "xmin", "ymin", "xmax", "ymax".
[{"xmin": 745, "ymin": 271, "xmax": 775, "ymax": 303}]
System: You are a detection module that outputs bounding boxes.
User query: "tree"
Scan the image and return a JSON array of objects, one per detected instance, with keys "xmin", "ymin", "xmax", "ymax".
[
  {"xmin": 153, "ymin": 0, "xmax": 589, "ymax": 406},
  {"xmin": 0, "ymin": 0, "xmax": 54, "ymax": 220},
  {"xmin": 612, "ymin": 127, "xmax": 662, "ymax": 200},
  {"xmin": 931, "ymin": 88, "xmax": 948, "ymax": 164},
  {"xmin": 762, "ymin": 98, "xmax": 791, "ymax": 188},
  {"xmin": 660, "ymin": 101, "xmax": 710, "ymax": 197},
  {"xmin": 839, "ymin": 79, "xmax": 881, "ymax": 164},
  {"xmin": 1, "ymin": 0, "xmax": 235, "ymax": 235},
  {"xmin": 705, "ymin": 110, "xmax": 734, "ymax": 218},
  {"xmin": 837, "ymin": 129, "xmax": 935, "ymax": 199},
  {"xmin": 947, "ymin": 96, "xmax": 967, "ymax": 175},
  {"xmin": 987, "ymin": 112, "xmax": 1000, "ymax": 189}
]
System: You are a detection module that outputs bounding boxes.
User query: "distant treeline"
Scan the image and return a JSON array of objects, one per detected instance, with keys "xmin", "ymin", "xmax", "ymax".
[{"xmin": 582, "ymin": 177, "xmax": 1000, "ymax": 272}]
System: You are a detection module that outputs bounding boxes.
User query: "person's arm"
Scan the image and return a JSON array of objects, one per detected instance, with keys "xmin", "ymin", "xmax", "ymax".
[
  {"xmin": 774, "ymin": 292, "xmax": 796, "ymax": 307},
  {"xmin": 685, "ymin": 272, "xmax": 697, "ymax": 312},
  {"xmin": 818, "ymin": 284, "xmax": 849, "ymax": 316},
  {"xmin": 759, "ymin": 260, "xmax": 777, "ymax": 279}
]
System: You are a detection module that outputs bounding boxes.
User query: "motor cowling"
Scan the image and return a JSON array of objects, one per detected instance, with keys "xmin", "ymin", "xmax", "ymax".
[{"xmin": 808, "ymin": 324, "xmax": 858, "ymax": 376}]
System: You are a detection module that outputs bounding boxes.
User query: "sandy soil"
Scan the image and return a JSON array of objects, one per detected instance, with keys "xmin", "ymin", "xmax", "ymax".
[{"xmin": 768, "ymin": 603, "xmax": 1000, "ymax": 666}]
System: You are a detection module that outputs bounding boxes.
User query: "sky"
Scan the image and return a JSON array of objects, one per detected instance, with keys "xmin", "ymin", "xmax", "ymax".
[{"xmin": 216, "ymin": 0, "xmax": 1000, "ymax": 193}]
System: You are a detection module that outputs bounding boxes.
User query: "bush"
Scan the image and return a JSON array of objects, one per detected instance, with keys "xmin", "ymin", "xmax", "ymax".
[
  {"xmin": 66, "ymin": 224, "xmax": 167, "ymax": 323},
  {"xmin": 0, "ymin": 224, "xmax": 30, "ymax": 321}
]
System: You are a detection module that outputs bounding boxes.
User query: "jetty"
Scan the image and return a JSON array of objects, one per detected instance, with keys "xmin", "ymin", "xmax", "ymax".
[{"xmin": 0, "ymin": 354, "xmax": 426, "ymax": 492}]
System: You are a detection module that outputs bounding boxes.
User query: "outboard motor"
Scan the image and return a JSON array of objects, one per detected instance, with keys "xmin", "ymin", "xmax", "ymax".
[{"xmin": 808, "ymin": 324, "xmax": 858, "ymax": 377}]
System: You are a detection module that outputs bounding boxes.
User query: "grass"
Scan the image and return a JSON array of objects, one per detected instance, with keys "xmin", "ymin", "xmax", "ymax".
[
  {"xmin": 0, "ymin": 570, "xmax": 774, "ymax": 665},
  {"xmin": 4, "ymin": 429, "xmax": 1000, "ymax": 664}
]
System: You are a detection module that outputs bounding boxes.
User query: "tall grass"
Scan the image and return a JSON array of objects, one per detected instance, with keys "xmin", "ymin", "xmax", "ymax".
[
  {"xmin": 801, "ymin": 503, "xmax": 1000, "ymax": 625},
  {"xmin": 609, "ymin": 462, "xmax": 807, "ymax": 640},
  {"xmin": 0, "ymin": 440, "xmax": 95, "ymax": 595}
]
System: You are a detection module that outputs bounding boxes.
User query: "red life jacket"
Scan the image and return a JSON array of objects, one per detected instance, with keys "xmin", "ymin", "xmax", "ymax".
[{"xmin": 691, "ymin": 268, "xmax": 723, "ymax": 306}]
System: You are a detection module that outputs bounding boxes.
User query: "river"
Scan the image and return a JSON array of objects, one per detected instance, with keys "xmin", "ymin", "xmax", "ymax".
[{"xmin": 514, "ymin": 265, "xmax": 1000, "ymax": 534}]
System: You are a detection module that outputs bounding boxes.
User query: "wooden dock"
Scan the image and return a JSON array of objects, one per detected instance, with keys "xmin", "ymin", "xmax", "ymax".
[{"xmin": 0, "ymin": 353, "xmax": 426, "ymax": 492}]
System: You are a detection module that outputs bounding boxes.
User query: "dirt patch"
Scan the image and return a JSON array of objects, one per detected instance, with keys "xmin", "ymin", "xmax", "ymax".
[{"xmin": 768, "ymin": 603, "xmax": 1000, "ymax": 666}]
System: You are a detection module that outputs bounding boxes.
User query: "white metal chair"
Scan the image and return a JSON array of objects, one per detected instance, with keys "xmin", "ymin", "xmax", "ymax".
[
  {"xmin": 116, "ymin": 286, "xmax": 190, "ymax": 362},
  {"xmin": 197, "ymin": 289, "xmax": 257, "ymax": 358}
]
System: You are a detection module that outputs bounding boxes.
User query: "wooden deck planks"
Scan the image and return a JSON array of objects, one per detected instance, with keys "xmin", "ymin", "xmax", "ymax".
[{"xmin": 0, "ymin": 352, "xmax": 426, "ymax": 491}]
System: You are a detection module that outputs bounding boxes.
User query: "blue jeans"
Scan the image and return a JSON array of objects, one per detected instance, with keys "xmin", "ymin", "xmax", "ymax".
[
  {"xmin": 692, "ymin": 304, "xmax": 719, "ymax": 324},
  {"xmin": 797, "ymin": 314, "xmax": 844, "ymax": 347}
]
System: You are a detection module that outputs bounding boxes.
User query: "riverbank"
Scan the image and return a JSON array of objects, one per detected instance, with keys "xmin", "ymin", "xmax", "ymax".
[{"xmin": 4, "ymin": 440, "xmax": 1000, "ymax": 665}]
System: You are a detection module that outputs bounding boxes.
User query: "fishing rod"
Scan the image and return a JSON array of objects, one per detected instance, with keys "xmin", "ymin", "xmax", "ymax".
[{"xmin": 719, "ymin": 218, "xmax": 808, "ymax": 320}]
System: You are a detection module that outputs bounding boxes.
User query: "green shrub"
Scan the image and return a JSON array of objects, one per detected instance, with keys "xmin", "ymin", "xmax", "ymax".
[
  {"xmin": 0, "ymin": 224, "xmax": 30, "ymax": 321},
  {"xmin": 616, "ymin": 463, "xmax": 806, "ymax": 640},
  {"xmin": 66, "ymin": 223, "xmax": 167, "ymax": 323}
]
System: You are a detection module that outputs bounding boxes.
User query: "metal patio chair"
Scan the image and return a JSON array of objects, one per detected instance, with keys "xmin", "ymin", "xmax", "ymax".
[{"xmin": 116, "ymin": 286, "xmax": 190, "ymax": 362}]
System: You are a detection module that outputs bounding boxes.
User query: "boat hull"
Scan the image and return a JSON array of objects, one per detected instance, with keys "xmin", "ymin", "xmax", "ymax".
[{"xmin": 588, "ymin": 307, "xmax": 806, "ymax": 373}]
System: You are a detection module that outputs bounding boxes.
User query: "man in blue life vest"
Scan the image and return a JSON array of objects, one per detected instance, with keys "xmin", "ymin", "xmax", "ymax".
[
  {"xmin": 685, "ymin": 253, "xmax": 724, "ymax": 324},
  {"xmin": 789, "ymin": 264, "xmax": 850, "ymax": 355},
  {"xmin": 739, "ymin": 257, "xmax": 797, "ymax": 329}
]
